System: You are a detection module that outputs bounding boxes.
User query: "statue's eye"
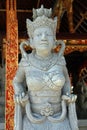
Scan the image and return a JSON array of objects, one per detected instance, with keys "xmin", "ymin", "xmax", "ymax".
[
  {"xmin": 46, "ymin": 33, "xmax": 50, "ymax": 36},
  {"xmin": 46, "ymin": 32, "xmax": 52, "ymax": 37},
  {"xmin": 37, "ymin": 33, "xmax": 42, "ymax": 36}
]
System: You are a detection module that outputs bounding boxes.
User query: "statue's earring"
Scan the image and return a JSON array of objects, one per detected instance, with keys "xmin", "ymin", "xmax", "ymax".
[
  {"xmin": 53, "ymin": 38, "xmax": 57, "ymax": 49},
  {"xmin": 20, "ymin": 40, "xmax": 29, "ymax": 59},
  {"xmin": 29, "ymin": 38, "xmax": 35, "ymax": 49}
]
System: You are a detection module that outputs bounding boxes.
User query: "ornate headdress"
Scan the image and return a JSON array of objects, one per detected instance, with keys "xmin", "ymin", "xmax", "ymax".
[{"xmin": 26, "ymin": 5, "xmax": 57, "ymax": 38}]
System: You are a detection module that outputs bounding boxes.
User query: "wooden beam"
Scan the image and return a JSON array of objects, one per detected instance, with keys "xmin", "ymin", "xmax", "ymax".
[
  {"xmin": 0, "ymin": 9, "xmax": 32, "ymax": 13},
  {"xmin": 52, "ymin": 0, "xmax": 74, "ymax": 33},
  {"xmin": 56, "ymin": 33, "xmax": 87, "ymax": 40},
  {"xmin": 17, "ymin": 32, "xmax": 87, "ymax": 40},
  {"xmin": 65, "ymin": 44, "xmax": 87, "ymax": 54},
  {"xmin": 74, "ymin": 12, "xmax": 87, "ymax": 32},
  {"xmin": 37, "ymin": 0, "xmax": 41, "ymax": 8}
]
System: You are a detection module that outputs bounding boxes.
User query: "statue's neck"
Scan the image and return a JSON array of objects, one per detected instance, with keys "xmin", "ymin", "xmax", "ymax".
[{"xmin": 35, "ymin": 50, "xmax": 52, "ymax": 59}]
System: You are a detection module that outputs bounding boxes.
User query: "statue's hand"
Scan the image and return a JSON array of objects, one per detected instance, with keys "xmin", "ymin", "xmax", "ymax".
[
  {"xmin": 62, "ymin": 94, "xmax": 77, "ymax": 103},
  {"xmin": 14, "ymin": 92, "xmax": 29, "ymax": 106}
]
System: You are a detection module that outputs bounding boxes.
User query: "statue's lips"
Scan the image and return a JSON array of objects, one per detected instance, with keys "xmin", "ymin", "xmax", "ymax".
[{"xmin": 40, "ymin": 41, "xmax": 48, "ymax": 45}]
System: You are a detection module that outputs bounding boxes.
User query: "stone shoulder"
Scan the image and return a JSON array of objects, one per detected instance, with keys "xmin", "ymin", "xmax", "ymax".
[
  {"xmin": 18, "ymin": 54, "xmax": 66, "ymax": 67},
  {"xmin": 57, "ymin": 56, "xmax": 66, "ymax": 66},
  {"xmin": 18, "ymin": 54, "xmax": 30, "ymax": 67}
]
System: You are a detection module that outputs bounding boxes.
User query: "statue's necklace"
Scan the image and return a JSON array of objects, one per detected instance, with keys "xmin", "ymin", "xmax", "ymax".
[{"xmin": 29, "ymin": 52, "xmax": 58, "ymax": 71}]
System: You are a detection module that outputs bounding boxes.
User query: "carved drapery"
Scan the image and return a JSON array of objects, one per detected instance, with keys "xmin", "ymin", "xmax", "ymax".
[{"xmin": 6, "ymin": 0, "xmax": 18, "ymax": 129}]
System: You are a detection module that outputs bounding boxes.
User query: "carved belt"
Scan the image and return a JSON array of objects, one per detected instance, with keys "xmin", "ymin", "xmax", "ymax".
[
  {"xmin": 31, "ymin": 103, "xmax": 61, "ymax": 116},
  {"xmin": 25, "ymin": 100, "xmax": 67, "ymax": 123}
]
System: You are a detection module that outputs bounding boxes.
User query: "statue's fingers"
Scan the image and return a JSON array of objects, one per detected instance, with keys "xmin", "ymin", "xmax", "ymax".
[
  {"xmin": 16, "ymin": 95, "xmax": 20, "ymax": 104},
  {"xmin": 21, "ymin": 92, "xmax": 25, "ymax": 98},
  {"xmin": 62, "ymin": 95, "xmax": 70, "ymax": 100}
]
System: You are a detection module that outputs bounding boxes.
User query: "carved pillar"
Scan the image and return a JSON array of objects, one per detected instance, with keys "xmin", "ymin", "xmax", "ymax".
[{"xmin": 6, "ymin": 0, "xmax": 18, "ymax": 129}]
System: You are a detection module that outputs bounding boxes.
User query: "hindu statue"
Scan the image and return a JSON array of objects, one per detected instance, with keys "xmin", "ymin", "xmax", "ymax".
[{"xmin": 13, "ymin": 5, "xmax": 79, "ymax": 130}]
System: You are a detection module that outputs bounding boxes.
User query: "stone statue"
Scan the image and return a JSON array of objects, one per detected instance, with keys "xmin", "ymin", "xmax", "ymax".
[
  {"xmin": 13, "ymin": 5, "xmax": 79, "ymax": 130},
  {"xmin": 76, "ymin": 67, "xmax": 87, "ymax": 119}
]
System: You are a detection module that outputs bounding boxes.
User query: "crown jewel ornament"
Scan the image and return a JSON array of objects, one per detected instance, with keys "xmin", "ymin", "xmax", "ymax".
[
  {"xmin": 33, "ymin": 5, "xmax": 52, "ymax": 20},
  {"xmin": 26, "ymin": 5, "xmax": 57, "ymax": 38}
]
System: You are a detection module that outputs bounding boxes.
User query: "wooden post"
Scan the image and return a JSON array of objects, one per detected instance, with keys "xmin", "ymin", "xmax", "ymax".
[{"xmin": 6, "ymin": 0, "xmax": 18, "ymax": 129}]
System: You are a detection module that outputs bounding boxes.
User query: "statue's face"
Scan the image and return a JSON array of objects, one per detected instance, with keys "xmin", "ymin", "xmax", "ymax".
[{"xmin": 32, "ymin": 27, "xmax": 55, "ymax": 52}]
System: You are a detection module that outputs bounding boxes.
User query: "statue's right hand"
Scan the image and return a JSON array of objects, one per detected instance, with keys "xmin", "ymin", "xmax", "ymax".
[{"xmin": 14, "ymin": 92, "xmax": 26, "ymax": 104}]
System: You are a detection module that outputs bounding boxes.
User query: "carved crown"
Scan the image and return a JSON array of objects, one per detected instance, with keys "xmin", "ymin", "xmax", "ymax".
[
  {"xmin": 26, "ymin": 5, "xmax": 57, "ymax": 38},
  {"xmin": 33, "ymin": 5, "xmax": 52, "ymax": 20}
]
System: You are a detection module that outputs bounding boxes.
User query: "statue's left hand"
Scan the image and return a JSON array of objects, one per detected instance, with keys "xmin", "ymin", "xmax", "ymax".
[{"xmin": 62, "ymin": 94, "xmax": 77, "ymax": 103}]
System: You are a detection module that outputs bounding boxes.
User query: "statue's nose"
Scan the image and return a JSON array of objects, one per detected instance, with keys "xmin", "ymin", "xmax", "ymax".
[{"xmin": 41, "ymin": 33, "xmax": 47, "ymax": 40}]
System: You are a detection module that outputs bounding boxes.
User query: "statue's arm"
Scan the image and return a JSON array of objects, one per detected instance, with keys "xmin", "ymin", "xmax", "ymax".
[
  {"xmin": 62, "ymin": 65, "xmax": 79, "ymax": 130},
  {"xmin": 62, "ymin": 65, "xmax": 71, "ymax": 95},
  {"xmin": 13, "ymin": 61, "xmax": 26, "ymax": 104},
  {"xmin": 62, "ymin": 64, "xmax": 77, "ymax": 103},
  {"xmin": 13, "ymin": 66, "xmax": 25, "ymax": 94}
]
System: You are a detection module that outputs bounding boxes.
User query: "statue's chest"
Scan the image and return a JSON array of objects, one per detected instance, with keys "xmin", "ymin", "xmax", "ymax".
[{"xmin": 25, "ymin": 65, "xmax": 65, "ymax": 91}]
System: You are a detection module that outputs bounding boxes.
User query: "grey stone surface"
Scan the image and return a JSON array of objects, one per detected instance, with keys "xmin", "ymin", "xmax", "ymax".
[{"xmin": 0, "ymin": 123, "xmax": 5, "ymax": 130}]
